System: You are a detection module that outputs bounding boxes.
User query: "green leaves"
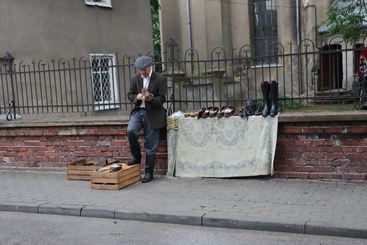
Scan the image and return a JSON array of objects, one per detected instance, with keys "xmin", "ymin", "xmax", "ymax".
[
  {"xmin": 326, "ymin": 0, "xmax": 367, "ymax": 44},
  {"xmin": 150, "ymin": 0, "xmax": 161, "ymax": 62}
]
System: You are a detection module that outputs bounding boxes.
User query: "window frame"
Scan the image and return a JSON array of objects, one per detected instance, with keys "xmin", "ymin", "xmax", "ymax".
[
  {"xmin": 89, "ymin": 53, "xmax": 119, "ymax": 111},
  {"xmin": 251, "ymin": 0, "xmax": 279, "ymax": 65},
  {"xmin": 85, "ymin": 0, "xmax": 112, "ymax": 8}
]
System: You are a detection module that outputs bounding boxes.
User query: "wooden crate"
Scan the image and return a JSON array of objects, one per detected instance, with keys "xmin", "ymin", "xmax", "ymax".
[
  {"xmin": 91, "ymin": 164, "xmax": 141, "ymax": 190},
  {"xmin": 67, "ymin": 158, "xmax": 120, "ymax": 181}
]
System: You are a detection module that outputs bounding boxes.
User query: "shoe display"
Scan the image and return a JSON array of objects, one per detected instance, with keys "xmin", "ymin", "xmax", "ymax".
[
  {"xmin": 200, "ymin": 108, "xmax": 210, "ymax": 118},
  {"xmin": 269, "ymin": 80, "xmax": 279, "ymax": 117},
  {"xmin": 189, "ymin": 111, "xmax": 199, "ymax": 117},
  {"xmin": 217, "ymin": 106, "xmax": 226, "ymax": 118},
  {"xmin": 208, "ymin": 107, "xmax": 219, "ymax": 117},
  {"xmin": 197, "ymin": 108, "xmax": 207, "ymax": 119},
  {"xmin": 223, "ymin": 106, "xmax": 236, "ymax": 117},
  {"xmin": 186, "ymin": 105, "xmax": 242, "ymax": 119},
  {"xmin": 261, "ymin": 81, "xmax": 271, "ymax": 117}
]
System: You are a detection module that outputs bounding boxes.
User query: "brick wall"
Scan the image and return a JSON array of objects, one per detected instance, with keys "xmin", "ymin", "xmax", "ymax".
[
  {"xmin": 0, "ymin": 121, "xmax": 168, "ymax": 175},
  {"xmin": 275, "ymin": 121, "xmax": 367, "ymax": 182},
  {"xmin": 1, "ymin": 113, "xmax": 367, "ymax": 182}
]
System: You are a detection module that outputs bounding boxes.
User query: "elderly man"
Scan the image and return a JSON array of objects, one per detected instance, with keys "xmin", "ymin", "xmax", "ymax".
[{"xmin": 127, "ymin": 56, "xmax": 167, "ymax": 183}]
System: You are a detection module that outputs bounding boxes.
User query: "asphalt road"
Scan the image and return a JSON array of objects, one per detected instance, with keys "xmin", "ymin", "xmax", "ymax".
[{"xmin": 0, "ymin": 212, "xmax": 366, "ymax": 245}]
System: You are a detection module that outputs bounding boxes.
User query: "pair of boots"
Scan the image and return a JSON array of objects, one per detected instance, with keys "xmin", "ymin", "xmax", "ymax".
[
  {"xmin": 127, "ymin": 152, "xmax": 155, "ymax": 183},
  {"xmin": 261, "ymin": 81, "xmax": 278, "ymax": 117}
]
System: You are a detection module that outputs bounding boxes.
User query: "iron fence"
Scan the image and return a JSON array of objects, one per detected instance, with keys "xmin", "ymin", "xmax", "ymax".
[{"xmin": 0, "ymin": 38, "xmax": 366, "ymax": 119}]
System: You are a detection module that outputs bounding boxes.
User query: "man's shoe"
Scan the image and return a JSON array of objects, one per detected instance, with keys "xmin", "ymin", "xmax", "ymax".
[
  {"xmin": 141, "ymin": 172, "xmax": 153, "ymax": 183},
  {"xmin": 127, "ymin": 158, "xmax": 141, "ymax": 165}
]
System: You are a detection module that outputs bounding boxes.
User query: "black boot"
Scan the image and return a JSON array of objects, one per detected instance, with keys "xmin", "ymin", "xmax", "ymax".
[
  {"xmin": 142, "ymin": 155, "xmax": 155, "ymax": 183},
  {"xmin": 127, "ymin": 156, "xmax": 141, "ymax": 165},
  {"xmin": 127, "ymin": 144, "xmax": 141, "ymax": 165},
  {"xmin": 261, "ymin": 81, "xmax": 271, "ymax": 117},
  {"xmin": 269, "ymin": 80, "xmax": 278, "ymax": 117}
]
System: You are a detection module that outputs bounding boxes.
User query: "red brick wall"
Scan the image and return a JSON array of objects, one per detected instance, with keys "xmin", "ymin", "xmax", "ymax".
[
  {"xmin": 1, "ymin": 119, "xmax": 367, "ymax": 181},
  {"xmin": 0, "ymin": 124, "xmax": 168, "ymax": 175},
  {"xmin": 275, "ymin": 121, "xmax": 367, "ymax": 182}
]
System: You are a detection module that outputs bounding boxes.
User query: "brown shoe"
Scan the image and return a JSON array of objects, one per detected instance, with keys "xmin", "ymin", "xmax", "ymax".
[
  {"xmin": 223, "ymin": 106, "xmax": 236, "ymax": 117},
  {"xmin": 209, "ymin": 107, "xmax": 219, "ymax": 117},
  {"xmin": 197, "ymin": 108, "xmax": 207, "ymax": 119},
  {"xmin": 217, "ymin": 106, "xmax": 225, "ymax": 118}
]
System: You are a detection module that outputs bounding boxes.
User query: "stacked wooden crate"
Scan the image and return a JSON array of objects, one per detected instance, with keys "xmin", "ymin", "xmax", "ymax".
[
  {"xmin": 67, "ymin": 158, "xmax": 118, "ymax": 181},
  {"xmin": 91, "ymin": 163, "xmax": 141, "ymax": 190}
]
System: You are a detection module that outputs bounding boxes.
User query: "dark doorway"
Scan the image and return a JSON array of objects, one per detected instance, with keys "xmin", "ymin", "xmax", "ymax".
[{"xmin": 319, "ymin": 44, "xmax": 343, "ymax": 91}]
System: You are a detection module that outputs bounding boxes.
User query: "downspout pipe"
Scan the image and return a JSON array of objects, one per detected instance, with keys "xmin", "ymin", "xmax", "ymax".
[
  {"xmin": 296, "ymin": 0, "xmax": 301, "ymax": 46},
  {"xmin": 305, "ymin": 4, "xmax": 318, "ymax": 48},
  {"xmin": 185, "ymin": 0, "xmax": 193, "ymax": 53}
]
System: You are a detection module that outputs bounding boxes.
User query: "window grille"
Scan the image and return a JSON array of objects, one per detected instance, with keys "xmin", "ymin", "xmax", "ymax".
[
  {"xmin": 252, "ymin": 0, "xmax": 278, "ymax": 65},
  {"xmin": 85, "ymin": 0, "xmax": 112, "ymax": 8},
  {"xmin": 90, "ymin": 54, "xmax": 119, "ymax": 111}
]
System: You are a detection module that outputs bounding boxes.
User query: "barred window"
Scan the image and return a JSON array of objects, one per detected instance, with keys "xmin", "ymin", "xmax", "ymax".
[
  {"xmin": 252, "ymin": 0, "xmax": 278, "ymax": 65},
  {"xmin": 90, "ymin": 54, "xmax": 119, "ymax": 111},
  {"xmin": 85, "ymin": 0, "xmax": 112, "ymax": 8}
]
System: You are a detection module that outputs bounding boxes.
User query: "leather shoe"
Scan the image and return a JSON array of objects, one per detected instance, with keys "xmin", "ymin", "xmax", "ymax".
[
  {"xmin": 127, "ymin": 157, "xmax": 141, "ymax": 165},
  {"xmin": 141, "ymin": 172, "xmax": 153, "ymax": 183}
]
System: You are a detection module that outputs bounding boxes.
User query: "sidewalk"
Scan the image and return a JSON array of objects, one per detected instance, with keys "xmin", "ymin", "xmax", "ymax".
[{"xmin": 0, "ymin": 169, "xmax": 366, "ymax": 239}]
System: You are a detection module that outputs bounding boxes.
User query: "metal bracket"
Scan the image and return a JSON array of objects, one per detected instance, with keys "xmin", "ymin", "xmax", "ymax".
[
  {"xmin": 6, "ymin": 100, "xmax": 15, "ymax": 121},
  {"xmin": 167, "ymin": 94, "xmax": 174, "ymax": 115}
]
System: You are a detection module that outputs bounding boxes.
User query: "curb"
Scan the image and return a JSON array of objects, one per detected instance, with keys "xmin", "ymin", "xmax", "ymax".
[
  {"xmin": 1, "ymin": 202, "xmax": 367, "ymax": 239},
  {"xmin": 81, "ymin": 206, "xmax": 115, "ymax": 219},
  {"xmin": 201, "ymin": 214, "xmax": 305, "ymax": 234},
  {"xmin": 0, "ymin": 202, "xmax": 39, "ymax": 214},
  {"xmin": 114, "ymin": 210, "xmax": 202, "ymax": 226},
  {"xmin": 39, "ymin": 204, "xmax": 85, "ymax": 216},
  {"xmin": 305, "ymin": 222, "xmax": 367, "ymax": 239}
]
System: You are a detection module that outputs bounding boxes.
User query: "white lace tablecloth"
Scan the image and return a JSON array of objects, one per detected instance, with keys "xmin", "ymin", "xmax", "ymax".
[{"xmin": 167, "ymin": 116, "xmax": 278, "ymax": 178}]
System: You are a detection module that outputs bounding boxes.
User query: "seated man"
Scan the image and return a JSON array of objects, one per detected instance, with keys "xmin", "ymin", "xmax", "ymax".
[{"xmin": 126, "ymin": 56, "xmax": 167, "ymax": 183}]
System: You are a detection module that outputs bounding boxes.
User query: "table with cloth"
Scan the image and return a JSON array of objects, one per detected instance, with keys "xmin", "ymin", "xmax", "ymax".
[{"xmin": 167, "ymin": 116, "xmax": 278, "ymax": 178}]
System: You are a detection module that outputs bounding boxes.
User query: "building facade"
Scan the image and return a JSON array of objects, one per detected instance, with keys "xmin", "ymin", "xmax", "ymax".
[
  {"xmin": 0, "ymin": 0, "xmax": 153, "ymax": 60},
  {"xmin": 0, "ymin": 0, "xmax": 153, "ymax": 117},
  {"xmin": 158, "ymin": 0, "xmax": 362, "ymax": 107},
  {"xmin": 160, "ymin": 0, "xmax": 331, "ymax": 60}
]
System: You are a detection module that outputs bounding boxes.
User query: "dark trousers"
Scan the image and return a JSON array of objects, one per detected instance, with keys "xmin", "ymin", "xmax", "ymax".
[{"xmin": 127, "ymin": 109, "xmax": 160, "ymax": 160}]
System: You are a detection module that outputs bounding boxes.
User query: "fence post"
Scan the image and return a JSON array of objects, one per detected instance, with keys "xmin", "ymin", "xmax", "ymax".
[{"xmin": 4, "ymin": 52, "xmax": 16, "ymax": 120}]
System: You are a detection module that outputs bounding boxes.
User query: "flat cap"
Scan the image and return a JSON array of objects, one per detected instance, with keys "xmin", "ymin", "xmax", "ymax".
[{"xmin": 134, "ymin": 56, "xmax": 152, "ymax": 70}]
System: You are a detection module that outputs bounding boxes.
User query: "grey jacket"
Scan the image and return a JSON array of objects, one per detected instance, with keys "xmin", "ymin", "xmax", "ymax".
[{"xmin": 127, "ymin": 71, "xmax": 167, "ymax": 129}]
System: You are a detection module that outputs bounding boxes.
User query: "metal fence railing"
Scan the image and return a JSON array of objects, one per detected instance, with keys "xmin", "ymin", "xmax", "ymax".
[{"xmin": 0, "ymin": 38, "xmax": 366, "ymax": 119}]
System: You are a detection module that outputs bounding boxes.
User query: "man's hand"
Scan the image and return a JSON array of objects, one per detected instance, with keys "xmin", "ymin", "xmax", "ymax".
[
  {"xmin": 136, "ymin": 93, "xmax": 145, "ymax": 101},
  {"xmin": 145, "ymin": 93, "xmax": 154, "ymax": 103}
]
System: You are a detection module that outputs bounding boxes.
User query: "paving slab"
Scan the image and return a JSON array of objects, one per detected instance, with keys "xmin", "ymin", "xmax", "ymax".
[{"xmin": 0, "ymin": 170, "xmax": 366, "ymax": 239}]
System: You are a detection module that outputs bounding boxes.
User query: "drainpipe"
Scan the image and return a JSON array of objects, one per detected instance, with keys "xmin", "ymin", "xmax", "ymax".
[
  {"xmin": 296, "ymin": 0, "xmax": 301, "ymax": 46},
  {"xmin": 314, "ymin": 5, "xmax": 317, "ymax": 48},
  {"xmin": 185, "ymin": 0, "xmax": 193, "ymax": 52},
  {"xmin": 305, "ymin": 4, "xmax": 318, "ymax": 48}
]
